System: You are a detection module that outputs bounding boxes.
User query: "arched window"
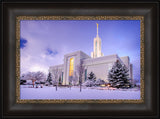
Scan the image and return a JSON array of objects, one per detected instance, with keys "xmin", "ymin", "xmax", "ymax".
[
  {"xmin": 69, "ymin": 58, "xmax": 74, "ymax": 76},
  {"xmin": 61, "ymin": 72, "xmax": 63, "ymax": 82},
  {"xmin": 95, "ymin": 41, "xmax": 97, "ymax": 51},
  {"xmin": 85, "ymin": 69, "xmax": 87, "ymax": 81}
]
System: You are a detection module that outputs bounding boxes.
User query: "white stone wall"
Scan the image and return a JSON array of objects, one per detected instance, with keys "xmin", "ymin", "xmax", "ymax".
[
  {"xmin": 49, "ymin": 64, "xmax": 64, "ymax": 73},
  {"xmin": 85, "ymin": 62, "xmax": 114, "ymax": 82},
  {"xmin": 120, "ymin": 56, "xmax": 133, "ymax": 80},
  {"xmin": 49, "ymin": 64, "xmax": 64, "ymax": 83},
  {"xmin": 83, "ymin": 54, "xmax": 118, "ymax": 82},
  {"xmin": 120, "ymin": 56, "xmax": 129, "ymax": 68},
  {"xmin": 83, "ymin": 54, "xmax": 132, "ymax": 83},
  {"xmin": 49, "ymin": 51, "xmax": 133, "ymax": 85}
]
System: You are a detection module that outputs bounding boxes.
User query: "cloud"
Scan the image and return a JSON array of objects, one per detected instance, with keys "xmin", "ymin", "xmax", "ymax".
[
  {"xmin": 46, "ymin": 48, "xmax": 58, "ymax": 56},
  {"xmin": 20, "ymin": 21, "xmax": 71, "ymax": 75},
  {"xmin": 20, "ymin": 39, "xmax": 68, "ymax": 75}
]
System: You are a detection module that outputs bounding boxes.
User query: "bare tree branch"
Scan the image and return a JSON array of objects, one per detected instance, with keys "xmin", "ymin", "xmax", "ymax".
[
  {"xmin": 51, "ymin": 67, "xmax": 62, "ymax": 91},
  {"xmin": 76, "ymin": 60, "xmax": 85, "ymax": 92}
]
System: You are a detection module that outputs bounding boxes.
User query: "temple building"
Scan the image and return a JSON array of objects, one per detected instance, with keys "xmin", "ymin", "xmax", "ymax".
[{"xmin": 49, "ymin": 24, "xmax": 133, "ymax": 85}]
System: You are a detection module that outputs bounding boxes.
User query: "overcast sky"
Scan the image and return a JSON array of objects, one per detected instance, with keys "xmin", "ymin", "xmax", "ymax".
[{"xmin": 20, "ymin": 20, "xmax": 140, "ymax": 81}]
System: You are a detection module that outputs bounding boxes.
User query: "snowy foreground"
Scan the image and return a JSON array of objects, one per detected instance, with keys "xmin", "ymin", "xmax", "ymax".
[{"xmin": 20, "ymin": 86, "xmax": 140, "ymax": 100}]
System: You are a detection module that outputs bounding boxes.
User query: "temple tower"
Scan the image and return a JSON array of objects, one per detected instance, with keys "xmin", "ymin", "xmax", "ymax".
[{"xmin": 91, "ymin": 23, "xmax": 104, "ymax": 58}]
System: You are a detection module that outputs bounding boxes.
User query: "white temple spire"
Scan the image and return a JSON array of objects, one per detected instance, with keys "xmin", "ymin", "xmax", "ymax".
[{"xmin": 91, "ymin": 23, "xmax": 104, "ymax": 58}]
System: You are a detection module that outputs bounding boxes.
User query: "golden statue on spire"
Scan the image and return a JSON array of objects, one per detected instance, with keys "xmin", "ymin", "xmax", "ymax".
[
  {"xmin": 96, "ymin": 23, "xmax": 98, "ymax": 36},
  {"xmin": 96, "ymin": 23, "xmax": 98, "ymax": 27}
]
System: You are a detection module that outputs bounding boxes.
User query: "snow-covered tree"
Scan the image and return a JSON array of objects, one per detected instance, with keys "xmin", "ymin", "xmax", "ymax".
[
  {"xmin": 20, "ymin": 74, "xmax": 27, "ymax": 85},
  {"xmin": 82, "ymin": 80, "xmax": 95, "ymax": 87},
  {"xmin": 68, "ymin": 72, "xmax": 78, "ymax": 89},
  {"xmin": 68, "ymin": 76, "xmax": 73, "ymax": 89},
  {"xmin": 82, "ymin": 72, "xmax": 96, "ymax": 87},
  {"xmin": 76, "ymin": 60, "xmax": 85, "ymax": 92},
  {"xmin": 21, "ymin": 72, "xmax": 34, "ymax": 81},
  {"xmin": 94, "ymin": 79, "xmax": 106, "ymax": 86},
  {"xmin": 52, "ymin": 68, "xmax": 62, "ymax": 91},
  {"xmin": 46, "ymin": 72, "xmax": 52, "ymax": 85},
  {"xmin": 108, "ymin": 60, "xmax": 131, "ymax": 88},
  {"xmin": 72, "ymin": 72, "xmax": 78, "ymax": 86},
  {"xmin": 34, "ymin": 71, "xmax": 46, "ymax": 82},
  {"xmin": 88, "ymin": 72, "xmax": 96, "ymax": 81},
  {"xmin": 21, "ymin": 71, "xmax": 46, "ymax": 87}
]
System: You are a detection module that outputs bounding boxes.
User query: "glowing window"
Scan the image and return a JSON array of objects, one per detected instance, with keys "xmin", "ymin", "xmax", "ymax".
[{"xmin": 69, "ymin": 58, "xmax": 74, "ymax": 76}]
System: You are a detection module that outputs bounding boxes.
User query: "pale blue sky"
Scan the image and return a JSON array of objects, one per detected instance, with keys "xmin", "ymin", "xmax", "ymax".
[{"xmin": 20, "ymin": 20, "xmax": 140, "ymax": 81}]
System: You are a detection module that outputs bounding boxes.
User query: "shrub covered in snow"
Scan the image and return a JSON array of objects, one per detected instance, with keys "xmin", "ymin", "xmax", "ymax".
[
  {"xmin": 40, "ymin": 81, "xmax": 45, "ymax": 84},
  {"xmin": 94, "ymin": 79, "xmax": 106, "ymax": 86},
  {"xmin": 35, "ymin": 81, "xmax": 40, "ymax": 84},
  {"xmin": 52, "ymin": 80, "xmax": 57, "ymax": 86},
  {"xmin": 20, "ymin": 80, "xmax": 26, "ymax": 85},
  {"xmin": 83, "ymin": 78, "xmax": 106, "ymax": 87},
  {"xmin": 82, "ymin": 80, "xmax": 95, "ymax": 87}
]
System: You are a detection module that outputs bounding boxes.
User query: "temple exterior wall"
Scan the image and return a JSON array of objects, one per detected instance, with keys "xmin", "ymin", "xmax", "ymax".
[{"xmin": 49, "ymin": 51, "xmax": 133, "ymax": 85}]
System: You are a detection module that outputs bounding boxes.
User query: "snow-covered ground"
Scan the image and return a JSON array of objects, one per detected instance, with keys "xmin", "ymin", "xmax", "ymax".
[{"xmin": 20, "ymin": 86, "xmax": 140, "ymax": 100}]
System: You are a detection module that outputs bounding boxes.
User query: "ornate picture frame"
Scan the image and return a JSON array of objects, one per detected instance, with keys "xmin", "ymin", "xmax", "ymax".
[{"xmin": 2, "ymin": 1, "xmax": 159, "ymax": 118}]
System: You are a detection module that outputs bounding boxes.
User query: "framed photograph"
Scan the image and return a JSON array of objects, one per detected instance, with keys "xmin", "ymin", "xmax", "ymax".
[
  {"xmin": 17, "ymin": 16, "xmax": 144, "ymax": 103},
  {"xmin": 2, "ymin": 1, "xmax": 159, "ymax": 118}
]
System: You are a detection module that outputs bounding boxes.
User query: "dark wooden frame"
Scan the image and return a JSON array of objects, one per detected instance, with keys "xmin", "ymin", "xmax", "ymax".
[{"xmin": 1, "ymin": 0, "xmax": 159, "ymax": 118}]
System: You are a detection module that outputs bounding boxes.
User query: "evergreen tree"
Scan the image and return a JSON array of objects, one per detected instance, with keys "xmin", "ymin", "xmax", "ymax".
[
  {"xmin": 108, "ymin": 60, "xmax": 131, "ymax": 88},
  {"xmin": 88, "ymin": 72, "xmax": 96, "ymax": 81},
  {"xmin": 47, "ymin": 72, "xmax": 52, "ymax": 85}
]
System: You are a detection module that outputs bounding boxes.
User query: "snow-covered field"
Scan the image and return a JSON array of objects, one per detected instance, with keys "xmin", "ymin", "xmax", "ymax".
[{"xmin": 20, "ymin": 86, "xmax": 140, "ymax": 100}]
